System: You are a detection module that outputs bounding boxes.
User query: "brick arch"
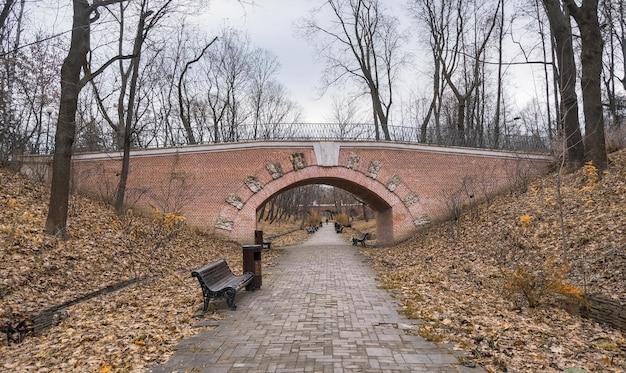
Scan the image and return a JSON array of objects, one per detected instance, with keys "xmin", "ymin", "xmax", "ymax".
[{"xmin": 220, "ymin": 166, "xmax": 415, "ymax": 245}]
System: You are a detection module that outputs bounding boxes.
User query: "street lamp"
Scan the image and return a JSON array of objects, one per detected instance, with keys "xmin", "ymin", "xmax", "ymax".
[{"xmin": 45, "ymin": 107, "xmax": 54, "ymax": 153}]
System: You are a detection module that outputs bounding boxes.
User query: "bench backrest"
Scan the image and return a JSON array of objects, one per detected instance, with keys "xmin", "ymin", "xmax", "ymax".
[{"xmin": 192, "ymin": 259, "xmax": 235, "ymax": 285}]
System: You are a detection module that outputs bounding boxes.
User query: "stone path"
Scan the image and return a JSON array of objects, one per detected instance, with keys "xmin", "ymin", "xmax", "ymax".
[{"xmin": 150, "ymin": 224, "xmax": 483, "ymax": 373}]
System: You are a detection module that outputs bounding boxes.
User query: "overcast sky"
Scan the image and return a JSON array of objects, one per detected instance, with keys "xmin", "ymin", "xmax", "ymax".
[{"xmin": 196, "ymin": 0, "xmax": 342, "ymax": 123}]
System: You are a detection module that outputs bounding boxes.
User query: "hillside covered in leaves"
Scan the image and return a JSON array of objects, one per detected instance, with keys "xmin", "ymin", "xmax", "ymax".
[{"xmin": 363, "ymin": 149, "xmax": 626, "ymax": 372}]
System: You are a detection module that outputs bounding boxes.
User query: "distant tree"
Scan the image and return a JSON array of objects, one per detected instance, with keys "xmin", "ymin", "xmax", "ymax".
[
  {"xmin": 14, "ymin": 33, "xmax": 62, "ymax": 154},
  {"xmin": 177, "ymin": 37, "xmax": 216, "ymax": 145},
  {"xmin": 301, "ymin": 0, "xmax": 407, "ymax": 140},
  {"xmin": 247, "ymin": 48, "xmax": 302, "ymax": 139},
  {"xmin": 204, "ymin": 29, "xmax": 252, "ymax": 142},
  {"xmin": 0, "ymin": 0, "xmax": 24, "ymax": 162},
  {"xmin": 328, "ymin": 95, "xmax": 368, "ymax": 139}
]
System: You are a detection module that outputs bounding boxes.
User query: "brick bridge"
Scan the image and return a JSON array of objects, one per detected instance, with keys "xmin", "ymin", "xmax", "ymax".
[{"xmin": 24, "ymin": 141, "xmax": 551, "ymax": 245}]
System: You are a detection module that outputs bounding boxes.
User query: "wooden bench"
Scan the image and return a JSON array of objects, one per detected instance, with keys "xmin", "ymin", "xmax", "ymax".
[
  {"xmin": 191, "ymin": 259, "xmax": 254, "ymax": 311},
  {"xmin": 352, "ymin": 232, "xmax": 370, "ymax": 247}
]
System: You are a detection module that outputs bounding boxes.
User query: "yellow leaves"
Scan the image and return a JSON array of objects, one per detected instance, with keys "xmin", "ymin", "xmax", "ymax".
[
  {"xmin": 21, "ymin": 211, "xmax": 33, "ymax": 222},
  {"xmin": 551, "ymin": 282, "xmax": 583, "ymax": 300},
  {"xmin": 99, "ymin": 363, "xmax": 113, "ymax": 373},
  {"xmin": 162, "ymin": 212, "xmax": 186, "ymax": 228},
  {"xmin": 134, "ymin": 334, "xmax": 147, "ymax": 346},
  {"xmin": 7, "ymin": 198, "xmax": 20, "ymax": 210},
  {"xmin": 581, "ymin": 161, "xmax": 599, "ymax": 192},
  {"xmin": 519, "ymin": 214, "xmax": 532, "ymax": 230}
]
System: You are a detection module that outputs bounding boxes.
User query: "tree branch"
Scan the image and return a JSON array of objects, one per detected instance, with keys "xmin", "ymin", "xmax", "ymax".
[{"xmin": 79, "ymin": 54, "xmax": 136, "ymax": 88}]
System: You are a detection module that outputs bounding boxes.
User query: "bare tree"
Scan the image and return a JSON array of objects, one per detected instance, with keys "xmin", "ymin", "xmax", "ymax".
[
  {"xmin": 408, "ymin": 0, "xmax": 448, "ymax": 142},
  {"xmin": 533, "ymin": 0, "xmax": 557, "ymax": 141},
  {"xmin": 300, "ymin": 0, "xmax": 406, "ymax": 140},
  {"xmin": 493, "ymin": 0, "xmax": 505, "ymax": 147},
  {"xmin": 0, "ymin": 0, "xmax": 16, "ymax": 32},
  {"xmin": 247, "ymin": 48, "xmax": 301, "ymax": 139},
  {"xmin": 248, "ymin": 48, "xmax": 280, "ymax": 139},
  {"xmin": 46, "ymin": 0, "xmax": 131, "ymax": 236},
  {"xmin": 203, "ymin": 28, "xmax": 252, "ymax": 142},
  {"xmin": 410, "ymin": 0, "xmax": 501, "ymax": 145},
  {"xmin": 177, "ymin": 36, "xmax": 216, "ymax": 145},
  {"xmin": 441, "ymin": 0, "xmax": 499, "ymax": 142},
  {"xmin": 114, "ymin": 0, "xmax": 174, "ymax": 216},
  {"xmin": 328, "ymin": 95, "xmax": 368, "ymax": 139},
  {"xmin": 0, "ymin": 0, "xmax": 25, "ymax": 163},
  {"xmin": 14, "ymin": 33, "xmax": 62, "ymax": 154}
]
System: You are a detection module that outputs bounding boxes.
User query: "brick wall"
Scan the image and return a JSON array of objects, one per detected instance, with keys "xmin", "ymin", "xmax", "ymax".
[{"xmin": 26, "ymin": 141, "xmax": 551, "ymax": 245}]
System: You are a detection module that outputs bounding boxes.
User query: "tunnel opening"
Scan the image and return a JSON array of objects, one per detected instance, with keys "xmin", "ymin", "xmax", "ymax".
[{"xmin": 253, "ymin": 177, "xmax": 393, "ymax": 245}]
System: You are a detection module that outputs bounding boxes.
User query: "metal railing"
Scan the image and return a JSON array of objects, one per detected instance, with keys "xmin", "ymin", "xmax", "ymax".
[{"xmin": 184, "ymin": 123, "xmax": 550, "ymax": 153}]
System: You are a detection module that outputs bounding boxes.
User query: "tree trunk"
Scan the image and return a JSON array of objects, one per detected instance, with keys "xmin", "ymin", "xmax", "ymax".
[
  {"xmin": 565, "ymin": 0, "xmax": 608, "ymax": 171},
  {"xmin": 0, "ymin": 0, "xmax": 15, "ymax": 33},
  {"xmin": 535, "ymin": 0, "xmax": 555, "ymax": 140},
  {"xmin": 115, "ymin": 9, "xmax": 150, "ymax": 216},
  {"xmin": 494, "ymin": 0, "xmax": 505, "ymax": 148},
  {"xmin": 542, "ymin": 0, "xmax": 585, "ymax": 169},
  {"xmin": 45, "ymin": 0, "xmax": 91, "ymax": 236}
]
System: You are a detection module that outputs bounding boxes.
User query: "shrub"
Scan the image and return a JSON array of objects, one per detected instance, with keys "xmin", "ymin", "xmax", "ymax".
[
  {"xmin": 305, "ymin": 209, "xmax": 321, "ymax": 226},
  {"xmin": 503, "ymin": 260, "xmax": 584, "ymax": 308},
  {"xmin": 503, "ymin": 265, "xmax": 546, "ymax": 308},
  {"xmin": 335, "ymin": 213, "xmax": 350, "ymax": 226}
]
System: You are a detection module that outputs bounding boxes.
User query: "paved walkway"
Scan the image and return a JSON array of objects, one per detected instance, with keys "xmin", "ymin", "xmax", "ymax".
[{"xmin": 150, "ymin": 224, "xmax": 483, "ymax": 373}]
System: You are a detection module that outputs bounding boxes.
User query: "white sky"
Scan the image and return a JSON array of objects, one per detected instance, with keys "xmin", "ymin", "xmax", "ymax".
[{"xmin": 197, "ymin": 0, "xmax": 337, "ymax": 122}]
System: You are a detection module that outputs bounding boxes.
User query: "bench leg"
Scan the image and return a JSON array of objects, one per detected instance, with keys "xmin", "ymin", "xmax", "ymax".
[
  {"xmin": 224, "ymin": 288, "xmax": 237, "ymax": 310},
  {"xmin": 203, "ymin": 295, "xmax": 210, "ymax": 312}
]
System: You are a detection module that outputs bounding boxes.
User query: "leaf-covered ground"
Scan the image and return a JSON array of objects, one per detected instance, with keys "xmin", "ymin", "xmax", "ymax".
[
  {"xmin": 362, "ymin": 149, "xmax": 626, "ymax": 372},
  {"xmin": 0, "ymin": 169, "xmax": 286, "ymax": 372},
  {"xmin": 1, "ymin": 149, "xmax": 625, "ymax": 372}
]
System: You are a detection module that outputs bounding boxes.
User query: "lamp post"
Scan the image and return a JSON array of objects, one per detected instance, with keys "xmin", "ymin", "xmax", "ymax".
[{"xmin": 45, "ymin": 107, "xmax": 54, "ymax": 153}]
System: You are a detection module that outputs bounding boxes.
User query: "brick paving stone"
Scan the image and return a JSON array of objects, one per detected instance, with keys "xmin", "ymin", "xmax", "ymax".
[{"xmin": 150, "ymin": 224, "xmax": 485, "ymax": 373}]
